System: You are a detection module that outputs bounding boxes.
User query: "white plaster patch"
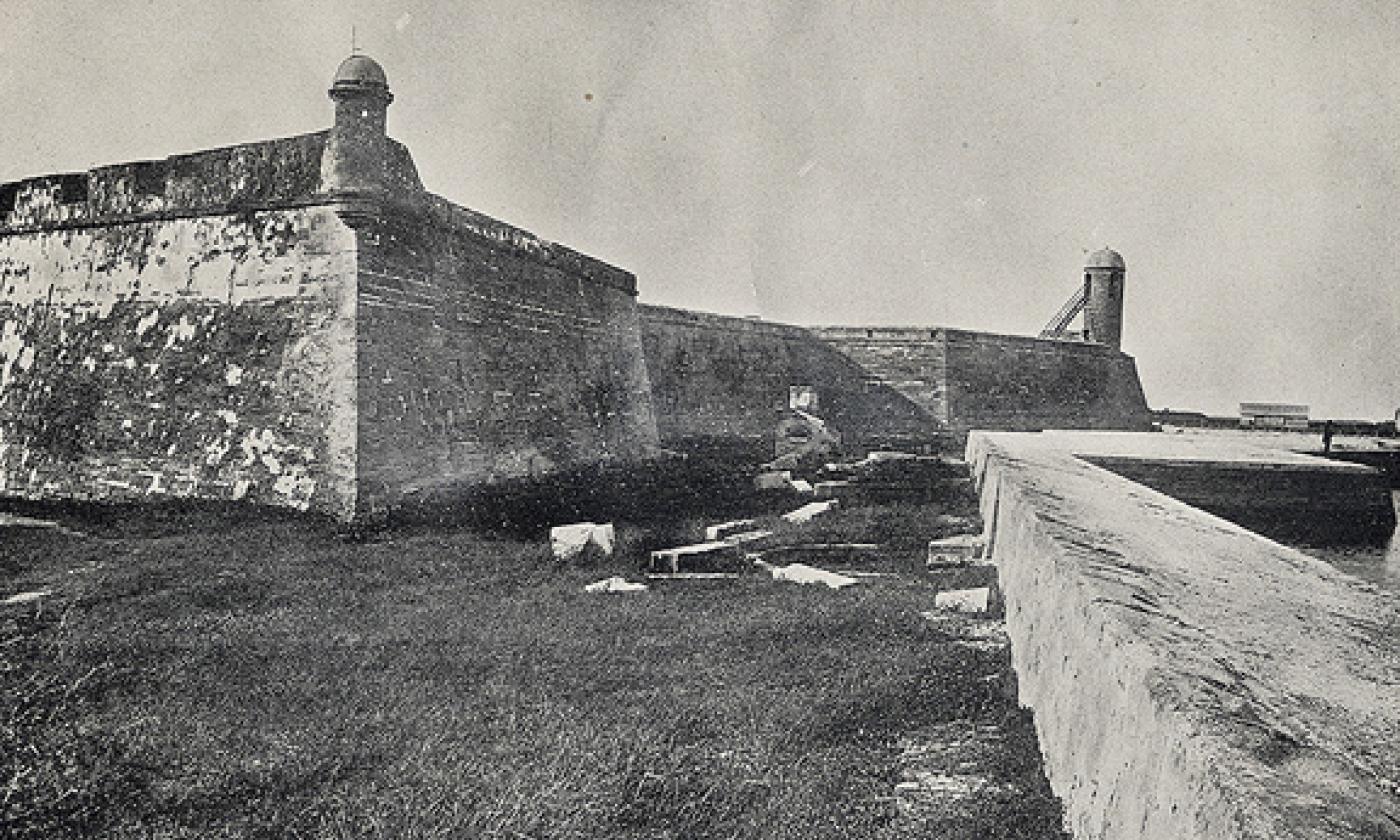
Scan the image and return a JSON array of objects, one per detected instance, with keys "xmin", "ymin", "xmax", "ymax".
[
  {"xmin": 16, "ymin": 346, "xmax": 34, "ymax": 371},
  {"xmin": 81, "ymin": 356, "xmax": 96, "ymax": 373},
  {"xmin": 271, "ymin": 469, "xmax": 316, "ymax": 510},
  {"xmin": 205, "ymin": 439, "xmax": 231, "ymax": 466},
  {"xmin": 123, "ymin": 357, "xmax": 136, "ymax": 370},
  {"xmin": 165, "ymin": 315, "xmax": 197, "ymax": 348},
  {"xmin": 232, "ymin": 478, "xmax": 251, "ymax": 500},
  {"xmin": 135, "ymin": 310, "xmax": 159, "ymax": 337},
  {"xmin": 144, "ymin": 362, "xmax": 159, "ymax": 377},
  {"xmin": 214, "ymin": 409, "xmax": 238, "ymax": 426},
  {"xmin": 239, "ymin": 427, "xmax": 279, "ymax": 465},
  {"xmin": 0, "ymin": 322, "xmax": 25, "ymax": 390},
  {"xmin": 225, "ymin": 364, "xmax": 243, "ymax": 386},
  {"xmin": 102, "ymin": 343, "xmax": 116, "ymax": 354},
  {"xmin": 232, "ymin": 425, "xmax": 319, "ymax": 508}
]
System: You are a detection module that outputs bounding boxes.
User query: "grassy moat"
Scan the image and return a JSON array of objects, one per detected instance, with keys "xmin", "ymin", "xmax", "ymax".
[{"xmin": 2, "ymin": 470, "xmax": 1067, "ymax": 839}]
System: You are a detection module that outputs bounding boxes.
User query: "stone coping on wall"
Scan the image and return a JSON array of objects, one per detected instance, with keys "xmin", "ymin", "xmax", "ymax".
[
  {"xmin": 998, "ymin": 428, "xmax": 1379, "ymax": 469},
  {"xmin": 417, "ymin": 194, "xmax": 635, "ymax": 295},
  {"xmin": 0, "ymin": 131, "xmax": 634, "ymax": 296},
  {"xmin": 639, "ymin": 309, "xmax": 1140, "ymax": 354},
  {"xmin": 966, "ymin": 430, "xmax": 1400, "ymax": 839},
  {"xmin": 812, "ymin": 325, "xmax": 1127, "ymax": 353}
]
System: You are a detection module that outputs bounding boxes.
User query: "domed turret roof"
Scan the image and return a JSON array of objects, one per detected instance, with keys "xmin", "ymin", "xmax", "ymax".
[
  {"xmin": 331, "ymin": 54, "xmax": 388, "ymax": 90},
  {"xmin": 1085, "ymin": 247, "xmax": 1125, "ymax": 270}
]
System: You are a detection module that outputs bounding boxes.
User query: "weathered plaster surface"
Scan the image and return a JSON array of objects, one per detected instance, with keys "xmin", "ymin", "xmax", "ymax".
[
  {"xmin": 968, "ymin": 431, "xmax": 1400, "ymax": 839},
  {"xmin": 0, "ymin": 131, "xmax": 421, "ymax": 232},
  {"xmin": 0, "ymin": 118, "xmax": 665, "ymax": 521},
  {"xmin": 0, "ymin": 207, "xmax": 358, "ymax": 518}
]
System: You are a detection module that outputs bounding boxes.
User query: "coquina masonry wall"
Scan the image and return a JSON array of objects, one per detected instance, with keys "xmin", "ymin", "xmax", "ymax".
[
  {"xmin": 641, "ymin": 307, "xmax": 1151, "ymax": 456},
  {"xmin": 0, "ymin": 104, "xmax": 1148, "ymax": 520},
  {"xmin": 354, "ymin": 198, "xmax": 658, "ymax": 515},
  {"xmin": 0, "ymin": 164, "xmax": 359, "ymax": 517},
  {"xmin": 0, "ymin": 113, "xmax": 669, "ymax": 522},
  {"xmin": 640, "ymin": 307, "xmax": 943, "ymax": 456},
  {"xmin": 939, "ymin": 329, "xmax": 1150, "ymax": 431}
]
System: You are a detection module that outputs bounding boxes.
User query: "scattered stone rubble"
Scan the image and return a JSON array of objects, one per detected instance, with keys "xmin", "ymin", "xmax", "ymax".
[
  {"xmin": 933, "ymin": 587, "xmax": 992, "ymax": 614},
  {"xmin": 926, "ymin": 533, "xmax": 987, "ymax": 568},
  {"xmin": 753, "ymin": 470, "xmax": 793, "ymax": 491},
  {"xmin": 583, "ymin": 576, "xmax": 647, "ymax": 593},
  {"xmin": 753, "ymin": 470, "xmax": 816, "ymax": 494},
  {"xmin": 0, "ymin": 512, "xmax": 84, "ymax": 536},
  {"xmin": 550, "ymin": 522, "xmax": 614, "ymax": 562},
  {"xmin": 648, "ymin": 530, "xmax": 772, "ymax": 573},
  {"xmin": 704, "ymin": 519, "xmax": 757, "ymax": 541},
  {"xmin": 767, "ymin": 408, "xmax": 841, "ymax": 471},
  {"xmin": 781, "ymin": 500, "xmax": 839, "ymax": 524},
  {"xmin": 751, "ymin": 559, "xmax": 859, "ymax": 589},
  {"xmin": 2, "ymin": 589, "xmax": 53, "ymax": 606}
]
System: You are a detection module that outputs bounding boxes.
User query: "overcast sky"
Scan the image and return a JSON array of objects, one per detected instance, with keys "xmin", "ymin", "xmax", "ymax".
[{"xmin": 3, "ymin": 1, "xmax": 1397, "ymax": 419}]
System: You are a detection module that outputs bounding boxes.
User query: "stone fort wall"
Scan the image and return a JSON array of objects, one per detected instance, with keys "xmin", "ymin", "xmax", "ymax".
[
  {"xmin": 0, "ymin": 144, "xmax": 1151, "ymax": 522},
  {"xmin": 0, "ymin": 132, "xmax": 661, "ymax": 521},
  {"xmin": 0, "ymin": 143, "xmax": 361, "ymax": 518},
  {"xmin": 353, "ymin": 196, "xmax": 658, "ymax": 516},
  {"xmin": 639, "ymin": 305, "xmax": 941, "ymax": 456},
  {"xmin": 0, "ymin": 52, "xmax": 1149, "ymax": 521},
  {"xmin": 640, "ymin": 305, "xmax": 1151, "ymax": 456}
]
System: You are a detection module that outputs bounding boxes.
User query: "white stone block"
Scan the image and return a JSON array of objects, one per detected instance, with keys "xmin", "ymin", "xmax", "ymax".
[
  {"xmin": 782, "ymin": 499, "xmax": 839, "ymax": 524},
  {"xmin": 754, "ymin": 470, "xmax": 793, "ymax": 490},
  {"xmin": 649, "ymin": 540, "xmax": 744, "ymax": 573},
  {"xmin": 583, "ymin": 576, "xmax": 647, "ymax": 593},
  {"xmin": 550, "ymin": 522, "xmax": 614, "ymax": 561},
  {"xmin": 720, "ymin": 529, "xmax": 772, "ymax": 546},
  {"xmin": 927, "ymin": 533, "xmax": 985, "ymax": 567},
  {"xmin": 934, "ymin": 587, "xmax": 991, "ymax": 614},
  {"xmin": 2, "ymin": 589, "xmax": 52, "ymax": 606},
  {"xmin": 759, "ymin": 561, "xmax": 858, "ymax": 589},
  {"xmin": 705, "ymin": 518, "xmax": 757, "ymax": 541}
]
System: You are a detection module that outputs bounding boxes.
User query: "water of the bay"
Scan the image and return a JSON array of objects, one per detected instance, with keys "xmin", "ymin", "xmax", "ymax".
[{"xmin": 1292, "ymin": 491, "xmax": 1400, "ymax": 594}]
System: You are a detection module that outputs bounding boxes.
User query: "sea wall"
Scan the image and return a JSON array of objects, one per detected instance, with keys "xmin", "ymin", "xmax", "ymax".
[
  {"xmin": 354, "ymin": 200, "xmax": 659, "ymax": 515},
  {"xmin": 968, "ymin": 431, "xmax": 1400, "ymax": 839},
  {"xmin": 0, "ymin": 207, "xmax": 359, "ymax": 518}
]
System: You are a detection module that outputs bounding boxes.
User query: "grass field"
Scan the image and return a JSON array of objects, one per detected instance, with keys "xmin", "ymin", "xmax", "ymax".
[{"xmin": 2, "ymin": 487, "xmax": 1066, "ymax": 839}]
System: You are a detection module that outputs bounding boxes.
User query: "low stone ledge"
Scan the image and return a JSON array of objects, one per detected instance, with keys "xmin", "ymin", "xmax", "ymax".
[{"xmin": 966, "ymin": 431, "xmax": 1400, "ymax": 839}]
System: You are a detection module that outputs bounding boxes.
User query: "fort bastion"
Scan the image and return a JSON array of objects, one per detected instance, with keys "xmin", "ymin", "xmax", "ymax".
[{"xmin": 0, "ymin": 55, "xmax": 1150, "ymax": 521}]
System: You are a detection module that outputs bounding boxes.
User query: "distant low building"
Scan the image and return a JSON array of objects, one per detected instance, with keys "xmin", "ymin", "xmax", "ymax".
[{"xmin": 1239, "ymin": 402, "xmax": 1309, "ymax": 430}]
